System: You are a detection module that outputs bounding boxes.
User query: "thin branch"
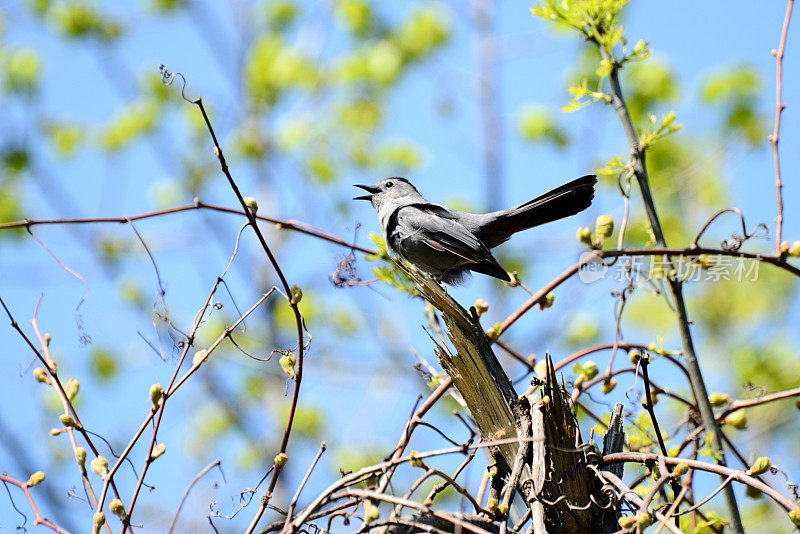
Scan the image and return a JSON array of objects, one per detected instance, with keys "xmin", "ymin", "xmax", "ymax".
[
  {"xmin": 602, "ymin": 452, "xmax": 799, "ymax": 512},
  {"xmin": 0, "ymin": 474, "xmax": 70, "ymax": 534},
  {"xmin": 159, "ymin": 67, "xmax": 308, "ymax": 533},
  {"xmin": 335, "ymin": 488, "xmax": 495, "ymax": 534},
  {"xmin": 591, "ymin": 468, "xmax": 682, "ymax": 534},
  {"xmin": 606, "ymin": 41, "xmax": 744, "ymax": 529},
  {"xmin": 772, "ymin": 0, "xmax": 795, "ymax": 252},
  {"xmin": 0, "ymin": 201, "xmax": 375, "ymax": 255},
  {"xmin": 715, "ymin": 385, "xmax": 800, "ymax": 421},
  {"xmin": 288, "ymin": 436, "xmax": 535, "ymax": 530},
  {"xmin": 496, "ymin": 247, "xmax": 800, "ymax": 342},
  {"xmin": 283, "ymin": 442, "xmax": 327, "ymax": 530},
  {"xmin": 169, "ymin": 459, "xmax": 223, "ymax": 534}
]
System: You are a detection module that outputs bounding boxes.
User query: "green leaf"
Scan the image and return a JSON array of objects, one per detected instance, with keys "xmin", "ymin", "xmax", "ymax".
[
  {"xmin": 394, "ymin": 6, "xmax": 450, "ymax": 60},
  {"xmin": 50, "ymin": 1, "xmax": 123, "ymax": 41},
  {"xmin": 244, "ymin": 34, "xmax": 320, "ymax": 108},
  {"xmin": 517, "ymin": 106, "xmax": 568, "ymax": 147},
  {"xmin": 264, "ymin": 0, "xmax": 298, "ymax": 31},
  {"xmin": 99, "ymin": 99, "xmax": 161, "ymax": 151},
  {"xmin": 335, "ymin": 0, "xmax": 372, "ymax": 36},
  {"xmin": 3, "ymin": 48, "xmax": 42, "ymax": 96},
  {"xmin": 90, "ymin": 347, "xmax": 118, "ymax": 382}
]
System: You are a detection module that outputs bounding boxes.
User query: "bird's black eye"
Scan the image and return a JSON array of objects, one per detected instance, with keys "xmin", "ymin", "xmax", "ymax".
[{"xmin": 385, "ymin": 181, "xmax": 393, "ymax": 188}]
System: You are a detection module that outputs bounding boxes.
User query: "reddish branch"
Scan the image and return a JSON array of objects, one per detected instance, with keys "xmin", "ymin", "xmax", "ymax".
[
  {"xmin": 175, "ymin": 92, "xmax": 306, "ymax": 534},
  {"xmin": 0, "ymin": 201, "xmax": 373, "ymax": 255},
  {"xmin": 0, "ymin": 474, "xmax": 70, "ymax": 534},
  {"xmin": 716, "ymin": 385, "xmax": 800, "ymax": 421},
  {"xmin": 0, "ymin": 296, "xmax": 122, "ymax": 533},
  {"xmin": 497, "ymin": 247, "xmax": 800, "ymax": 342},
  {"xmin": 602, "ymin": 452, "xmax": 800, "ymax": 513}
]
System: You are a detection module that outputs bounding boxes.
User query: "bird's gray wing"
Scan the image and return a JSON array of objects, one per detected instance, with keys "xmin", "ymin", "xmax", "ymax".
[{"xmin": 393, "ymin": 204, "xmax": 489, "ymax": 264}]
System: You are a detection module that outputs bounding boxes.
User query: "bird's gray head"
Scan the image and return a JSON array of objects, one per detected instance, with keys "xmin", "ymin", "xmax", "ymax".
[{"xmin": 353, "ymin": 177, "xmax": 426, "ymax": 214}]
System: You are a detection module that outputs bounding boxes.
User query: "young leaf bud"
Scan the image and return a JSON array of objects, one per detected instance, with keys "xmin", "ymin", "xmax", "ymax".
[
  {"xmin": 290, "ymin": 285, "xmax": 303, "ymax": 304},
  {"xmin": 632, "ymin": 39, "xmax": 648, "ymax": 55},
  {"xmin": 748, "ymin": 456, "xmax": 771, "ymax": 476},
  {"xmin": 724, "ymin": 410, "xmax": 747, "ymax": 429},
  {"xmin": 582, "ymin": 361, "xmax": 599, "ymax": 380},
  {"xmin": 780, "ymin": 241, "xmax": 791, "ymax": 255},
  {"xmin": 486, "ymin": 497, "xmax": 498, "ymax": 512},
  {"xmin": 497, "ymin": 502, "xmax": 509, "ymax": 516},
  {"xmin": 65, "ymin": 378, "xmax": 80, "ymax": 401},
  {"xmin": 618, "ymin": 516, "xmax": 636, "ymax": 528},
  {"xmin": 75, "ymin": 447, "xmax": 87, "ymax": 469},
  {"xmin": 280, "ymin": 352, "xmax": 296, "ymax": 379},
  {"xmin": 91, "ymin": 456, "xmax": 109, "ymax": 477},
  {"xmin": 576, "ymin": 226, "xmax": 593, "ymax": 246},
  {"xmin": 601, "ymin": 378, "xmax": 617, "ymax": 394},
  {"xmin": 149, "ymin": 383, "xmax": 163, "ymax": 407},
  {"xmin": 628, "ymin": 349, "xmax": 641, "ymax": 363},
  {"xmin": 243, "ymin": 196, "xmax": 259, "ymax": 214},
  {"xmin": 642, "ymin": 389, "xmax": 659, "ymax": 406},
  {"xmin": 709, "ymin": 393, "xmax": 732, "ymax": 407},
  {"xmin": 364, "ymin": 500, "xmax": 379, "ymax": 523},
  {"xmin": 33, "ymin": 367, "xmax": 50, "ymax": 384},
  {"xmin": 636, "ymin": 512, "xmax": 653, "ymax": 528},
  {"xmin": 49, "ymin": 428, "xmax": 66, "ymax": 436},
  {"xmin": 595, "ymin": 215, "xmax": 614, "ymax": 240},
  {"xmin": 192, "ymin": 349, "xmax": 208, "ymax": 366},
  {"xmin": 788, "ymin": 509, "xmax": 800, "ymax": 526},
  {"xmin": 507, "ymin": 272, "xmax": 519, "ymax": 287},
  {"xmin": 473, "ymin": 299, "xmax": 489, "ymax": 317},
  {"xmin": 274, "ymin": 452, "xmax": 288, "ymax": 466},
  {"xmin": 59, "ymin": 414, "xmax": 76, "ymax": 428},
  {"xmin": 486, "ymin": 322, "xmax": 502, "ymax": 340},
  {"xmin": 93, "ymin": 512, "xmax": 106, "ymax": 532},
  {"xmin": 151, "ymin": 443, "xmax": 166, "ymax": 459},
  {"xmin": 26, "ymin": 471, "xmax": 45, "ymax": 486},
  {"xmin": 788, "ymin": 241, "xmax": 800, "ymax": 257},
  {"xmin": 538, "ymin": 293, "xmax": 554, "ymax": 310},
  {"xmin": 409, "ymin": 451, "xmax": 423, "ymax": 468},
  {"xmin": 672, "ymin": 462, "xmax": 689, "ymax": 478},
  {"xmin": 109, "ymin": 498, "xmax": 126, "ymax": 518}
]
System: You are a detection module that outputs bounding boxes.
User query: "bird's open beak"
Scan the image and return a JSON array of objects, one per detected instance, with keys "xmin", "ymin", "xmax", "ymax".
[{"xmin": 353, "ymin": 184, "xmax": 380, "ymax": 201}]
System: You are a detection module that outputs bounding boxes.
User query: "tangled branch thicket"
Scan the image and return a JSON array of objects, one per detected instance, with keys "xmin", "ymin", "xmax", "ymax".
[{"xmin": 2, "ymin": 1, "xmax": 800, "ymax": 533}]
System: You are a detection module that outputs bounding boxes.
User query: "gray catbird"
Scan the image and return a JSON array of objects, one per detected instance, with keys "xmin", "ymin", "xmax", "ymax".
[{"xmin": 354, "ymin": 175, "xmax": 597, "ymax": 284}]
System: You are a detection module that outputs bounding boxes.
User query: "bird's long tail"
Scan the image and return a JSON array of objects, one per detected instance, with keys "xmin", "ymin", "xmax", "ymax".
[{"xmin": 476, "ymin": 174, "xmax": 597, "ymax": 248}]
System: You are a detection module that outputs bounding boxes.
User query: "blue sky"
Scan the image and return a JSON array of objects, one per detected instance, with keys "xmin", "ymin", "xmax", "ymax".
[{"xmin": 1, "ymin": 1, "xmax": 799, "ymax": 532}]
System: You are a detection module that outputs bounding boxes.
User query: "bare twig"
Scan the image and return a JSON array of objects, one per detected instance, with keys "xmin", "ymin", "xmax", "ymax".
[
  {"xmin": 601, "ymin": 42, "xmax": 744, "ymax": 530},
  {"xmin": 0, "ymin": 201, "xmax": 375, "ymax": 255},
  {"xmin": 602, "ymin": 452, "xmax": 799, "ymax": 512},
  {"xmin": 591, "ymin": 468, "xmax": 682, "ymax": 534},
  {"xmin": 771, "ymin": 0, "xmax": 795, "ymax": 252},
  {"xmin": 716, "ymin": 385, "xmax": 800, "ymax": 421},
  {"xmin": 0, "ymin": 474, "xmax": 70, "ymax": 534},
  {"xmin": 282, "ymin": 442, "xmax": 327, "ymax": 530},
  {"xmin": 169, "ymin": 459, "xmax": 223, "ymax": 534}
]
